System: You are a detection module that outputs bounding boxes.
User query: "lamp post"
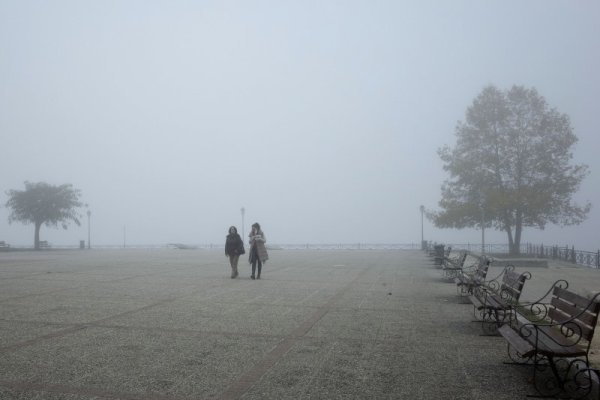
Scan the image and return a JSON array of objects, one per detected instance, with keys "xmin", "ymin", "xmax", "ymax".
[
  {"xmin": 480, "ymin": 202, "xmax": 485, "ymax": 254},
  {"xmin": 86, "ymin": 210, "xmax": 91, "ymax": 249},
  {"xmin": 420, "ymin": 205, "xmax": 425, "ymax": 250},
  {"xmin": 241, "ymin": 207, "xmax": 245, "ymax": 239}
]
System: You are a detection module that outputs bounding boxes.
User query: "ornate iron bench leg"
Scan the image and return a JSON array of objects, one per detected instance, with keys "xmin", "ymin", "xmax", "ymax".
[{"xmin": 529, "ymin": 357, "xmax": 594, "ymax": 399}]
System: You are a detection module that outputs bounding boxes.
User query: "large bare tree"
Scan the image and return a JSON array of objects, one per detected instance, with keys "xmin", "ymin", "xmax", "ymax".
[{"xmin": 431, "ymin": 85, "xmax": 590, "ymax": 254}]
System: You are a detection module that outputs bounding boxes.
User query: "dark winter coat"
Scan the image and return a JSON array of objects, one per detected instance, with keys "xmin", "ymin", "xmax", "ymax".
[{"xmin": 225, "ymin": 233, "xmax": 244, "ymax": 257}]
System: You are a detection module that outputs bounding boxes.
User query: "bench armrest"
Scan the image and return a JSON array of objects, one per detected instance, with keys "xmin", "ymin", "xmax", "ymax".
[
  {"xmin": 518, "ymin": 291, "xmax": 600, "ymax": 348},
  {"xmin": 478, "ymin": 264, "xmax": 515, "ymax": 293},
  {"xmin": 518, "ymin": 321, "xmax": 587, "ymax": 350},
  {"xmin": 517, "ymin": 279, "xmax": 569, "ymax": 322}
]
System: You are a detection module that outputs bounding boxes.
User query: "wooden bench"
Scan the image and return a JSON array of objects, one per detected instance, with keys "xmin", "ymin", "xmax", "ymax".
[
  {"xmin": 39, "ymin": 241, "xmax": 51, "ymax": 249},
  {"xmin": 430, "ymin": 244, "xmax": 449, "ymax": 266},
  {"xmin": 499, "ymin": 287, "xmax": 600, "ymax": 399},
  {"xmin": 441, "ymin": 250, "xmax": 468, "ymax": 280},
  {"xmin": 468, "ymin": 269, "xmax": 531, "ymax": 335},
  {"xmin": 0, "ymin": 241, "xmax": 9, "ymax": 249},
  {"xmin": 454, "ymin": 255, "xmax": 491, "ymax": 296}
]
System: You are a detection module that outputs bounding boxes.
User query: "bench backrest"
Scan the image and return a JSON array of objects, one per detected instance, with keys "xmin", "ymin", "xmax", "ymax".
[
  {"xmin": 549, "ymin": 287, "xmax": 600, "ymax": 343},
  {"xmin": 444, "ymin": 251, "xmax": 468, "ymax": 269},
  {"xmin": 458, "ymin": 251, "xmax": 468, "ymax": 267},
  {"xmin": 473, "ymin": 256, "xmax": 490, "ymax": 283},
  {"xmin": 499, "ymin": 270, "xmax": 530, "ymax": 304}
]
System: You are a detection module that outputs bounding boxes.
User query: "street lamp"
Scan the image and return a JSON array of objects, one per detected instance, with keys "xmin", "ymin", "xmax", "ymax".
[
  {"xmin": 86, "ymin": 210, "xmax": 91, "ymax": 249},
  {"xmin": 420, "ymin": 205, "xmax": 425, "ymax": 250},
  {"xmin": 241, "ymin": 207, "xmax": 245, "ymax": 239},
  {"xmin": 480, "ymin": 201, "xmax": 485, "ymax": 254}
]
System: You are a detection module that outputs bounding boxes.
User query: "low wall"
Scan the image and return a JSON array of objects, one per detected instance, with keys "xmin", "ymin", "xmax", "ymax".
[{"xmin": 490, "ymin": 257, "xmax": 548, "ymax": 268}]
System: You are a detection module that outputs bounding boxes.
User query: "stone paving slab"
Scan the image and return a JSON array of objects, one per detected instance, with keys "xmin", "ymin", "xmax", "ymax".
[{"xmin": 0, "ymin": 249, "xmax": 598, "ymax": 399}]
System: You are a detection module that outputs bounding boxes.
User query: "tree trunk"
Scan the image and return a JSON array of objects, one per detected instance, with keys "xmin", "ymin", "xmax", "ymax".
[
  {"xmin": 514, "ymin": 211, "xmax": 523, "ymax": 255},
  {"xmin": 34, "ymin": 221, "xmax": 41, "ymax": 250},
  {"xmin": 505, "ymin": 225, "xmax": 516, "ymax": 255}
]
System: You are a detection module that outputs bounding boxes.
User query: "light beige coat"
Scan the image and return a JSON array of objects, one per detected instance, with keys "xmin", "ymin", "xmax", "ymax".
[{"xmin": 249, "ymin": 230, "xmax": 269, "ymax": 263}]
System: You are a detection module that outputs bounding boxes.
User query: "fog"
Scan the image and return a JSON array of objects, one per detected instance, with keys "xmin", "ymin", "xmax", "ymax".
[{"xmin": 1, "ymin": 1, "xmax": 599, "ymax": 249}]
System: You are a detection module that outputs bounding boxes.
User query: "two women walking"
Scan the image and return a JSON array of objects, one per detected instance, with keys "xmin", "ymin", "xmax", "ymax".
[{"xmin": 224, "ymin": 222, "xmax": 269, "ymax": 279}]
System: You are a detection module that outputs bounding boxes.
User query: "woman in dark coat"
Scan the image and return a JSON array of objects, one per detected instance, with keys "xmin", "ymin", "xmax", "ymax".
[
  {"xmin": 248, "ymin": 222, "xmax": 268, "ymax": 280},
  {"xmin": 225, "ymin": 226, "xmax": 244, "ymax": 278}
]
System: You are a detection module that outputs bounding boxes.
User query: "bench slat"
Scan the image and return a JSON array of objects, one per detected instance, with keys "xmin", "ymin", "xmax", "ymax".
[
  {"xmin": 549, "ymin": 304, "xmax": 598, "ymax": 328},
  {"xmin": 509, "ymin": 320, "xmax": 588, "ymax": 357},
  {"xmin": 548, "ymin": 309, "xmax": 596, "ymax": 341},
  {"xmin": 535, "ymin": 326, "xmax": 589, "ymax": 357},
  {"xmin": 554, "ymin": 287, "xmax": 598, "ymax": 310},
  {"xmin": 498, "ymin": 325, "xmax": 535, "ymax": 358},
  {"xmin": 551, "ymin": 297, "xmax": 600, "ymax": 327}
]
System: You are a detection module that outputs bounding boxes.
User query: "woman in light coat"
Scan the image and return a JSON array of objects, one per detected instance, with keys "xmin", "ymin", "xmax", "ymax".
[{"xmin": 248, "ymin": 222, "xmax": 268, "ymax": 279}]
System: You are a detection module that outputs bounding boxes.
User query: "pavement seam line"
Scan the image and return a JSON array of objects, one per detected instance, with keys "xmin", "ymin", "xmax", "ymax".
[
  {"xmin": 0, "ymin": 275, "xmax": 240, "ymax": 355},
  {"xmin": 0, "ymin": 299, "xmax": 176, "ymax": 354},
  {"xmin": 0, "ymin": 380, "xmax": 185, "ymax": 400},
  {"xmin": 216, "ymin": 266, "xmax": 373, "ymax": 400}
]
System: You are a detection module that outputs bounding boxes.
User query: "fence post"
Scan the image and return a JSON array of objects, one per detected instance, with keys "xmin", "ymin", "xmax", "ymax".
[
  {"xmin": 571, "ymin": 245, "xmax": 576, "ymax": 263},
  {"xmin": 597, "ymin": 250, "xmax": 600, "ymax": 269}
]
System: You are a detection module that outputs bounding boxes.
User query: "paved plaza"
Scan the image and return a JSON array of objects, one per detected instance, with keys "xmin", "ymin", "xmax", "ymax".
[{"xmin": 0, "ymin": 249, "xmax": 599, "ymax": 399}]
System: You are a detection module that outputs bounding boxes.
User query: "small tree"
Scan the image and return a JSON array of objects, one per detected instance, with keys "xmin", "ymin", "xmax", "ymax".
[
  {"xmin": 5, "ymin": 182, "xmax": 84, "ymax": 249},
  {"xmin": 431, "ymin": 85, "xmax": 590, "ymax": 254}
]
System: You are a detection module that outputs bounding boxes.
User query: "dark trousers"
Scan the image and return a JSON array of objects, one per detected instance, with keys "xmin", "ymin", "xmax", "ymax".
[
  {"xmin": 252, "ymin": 259, "xmax": 262, "ymax": 277},
  {"xmin": 250, "ymin": 245, "xmax": 262, "ymax": 278}
]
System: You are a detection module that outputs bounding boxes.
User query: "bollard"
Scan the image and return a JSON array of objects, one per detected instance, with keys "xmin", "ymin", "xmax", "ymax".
[{"xmin": 80, "ymin": 240, "xmax": 85, "ymax": 249}]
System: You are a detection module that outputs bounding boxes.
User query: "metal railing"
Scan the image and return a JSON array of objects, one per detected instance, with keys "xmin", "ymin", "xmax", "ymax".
[
  {"xmin": 525, "ymin": 244, "xmax": 600, "ymax": 269},
  {"xmin": 437, "ymin": 243, "xmax": 511, "ymax": 254},
  {"xmin": 6, "ymin": 241, "xmax": 598, "ymax": 269},
  {"xmin": 424, "ymin": 241, "xmax": 600, "ymax": 269},
  {"xmin": 2, "ymin": 243, "xmax": 424, "ymax": 251},
  {"xmin": 272, "ymin": 243, "xmax": 421, "ymax": 250}
]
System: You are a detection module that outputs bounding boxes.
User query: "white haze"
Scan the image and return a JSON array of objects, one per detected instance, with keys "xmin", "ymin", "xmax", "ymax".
[{"xmin": 1, "ymin": 1, "xmax": 599, "ymax": 249}]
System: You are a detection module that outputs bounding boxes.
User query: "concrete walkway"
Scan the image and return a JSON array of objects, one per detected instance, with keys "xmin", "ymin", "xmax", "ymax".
[{"xmin": 0, "ymin": 249, "xmax": 598, "ymax": 399}]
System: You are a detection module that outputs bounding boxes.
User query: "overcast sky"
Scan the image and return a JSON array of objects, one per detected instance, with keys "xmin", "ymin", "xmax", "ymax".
[{"xmin": 1, "ymin": 1, "xmax": 599, "ymax": 249}]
